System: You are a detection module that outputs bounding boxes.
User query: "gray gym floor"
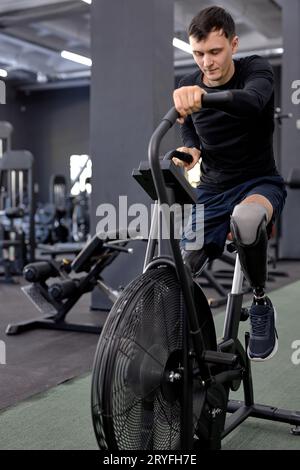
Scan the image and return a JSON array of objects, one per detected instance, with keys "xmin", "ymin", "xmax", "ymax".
[{"xmin": 0, "ymin": 259, "xmax": 299, "ymax": 449}]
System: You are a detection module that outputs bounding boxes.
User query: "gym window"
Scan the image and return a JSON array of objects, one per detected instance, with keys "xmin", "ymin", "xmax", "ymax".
[{"xmin": 70, "ymin": 154, "xmax": 92, "ymax": 196}]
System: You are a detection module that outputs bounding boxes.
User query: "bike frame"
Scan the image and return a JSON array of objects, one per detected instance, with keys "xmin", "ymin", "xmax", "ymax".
[{"xmin": 146, "ymin": 101, "xmax": 300, "ymax": 449}]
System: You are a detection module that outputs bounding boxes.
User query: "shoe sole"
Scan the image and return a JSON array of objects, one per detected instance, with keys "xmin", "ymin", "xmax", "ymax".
[{"xmin": 247, "ymin": 307, "xmax": 278, "ymax": 362}]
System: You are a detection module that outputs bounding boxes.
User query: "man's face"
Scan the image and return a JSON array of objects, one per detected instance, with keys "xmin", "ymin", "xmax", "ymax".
[{"xmin": 189, "ymin": 29, "xmax": 239, "ymax": 85}]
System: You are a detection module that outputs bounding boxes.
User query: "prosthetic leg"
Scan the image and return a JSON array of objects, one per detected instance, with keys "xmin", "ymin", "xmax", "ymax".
[
  {"xmin": 230, "ymin": 203, "xmax": 269, "ymax": 299},
  {"xmin": 230, "ymin": 202, "xmax": 278, "ymax": 361}
]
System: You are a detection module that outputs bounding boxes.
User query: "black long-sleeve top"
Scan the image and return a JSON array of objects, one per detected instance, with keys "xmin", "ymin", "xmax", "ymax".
[{"xmin": 179, "ymin": 55, "xmax": 279, "ymax": 191}]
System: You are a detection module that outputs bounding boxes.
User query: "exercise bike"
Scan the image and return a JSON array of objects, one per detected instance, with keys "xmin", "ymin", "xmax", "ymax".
[{"xmin": 91, "ymin": 91, "xmax": 300, "ymax": 450}]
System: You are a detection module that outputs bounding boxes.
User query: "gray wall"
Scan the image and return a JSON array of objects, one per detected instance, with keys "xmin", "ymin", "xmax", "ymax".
[
  {"xmin": 90, "ymin": 0, "xmax": 175, "ymax": 220},
  {"xmin": 89, "ymin": 0, "xmax": 175, "ymax": 308},
  {"xmin": 0, "ymin": 85, "xmax": 90, "ymax": 202},
  {"xmin": 280, "ymin": 0, "xmax": 300, "ymax": 259}
]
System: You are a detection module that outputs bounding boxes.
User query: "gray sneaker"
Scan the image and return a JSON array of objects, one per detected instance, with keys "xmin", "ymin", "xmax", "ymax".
[{"xmin": 247, "ymin": 296, "xmax": 278, "ymax": 361}]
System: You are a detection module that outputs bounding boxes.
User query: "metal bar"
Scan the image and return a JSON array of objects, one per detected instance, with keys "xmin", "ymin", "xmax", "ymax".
[
  {"xmin": 243, "ymin": 332, "xmax": 254, "ymax": 406},
  {"xmin": 231, "ymin": 254, "xmax": 244, "ymax": 294},
  {"xmin": 251, "ymin": 404, "xmax": 300, "ymax": 425},
  {"xmin": 6, "ymin": 319, "xmax": 102, "ymax": 335},
  {"xmin": 11, "ymin": 170, "xmax": 16, "ymax": 207},
  {"xmin": 222, "ymin": 255, "xmax": 244, "ymax": 339},
  {"xmin": 227, "ymin": 399, "xmax": 300, "ymax": 426},
  {"xmin": 28, "ymin": 163, "xmax": 35, "ymax": 262},
  {"xmin": 19, "ymin": 171, "xmax": 24, "ymax": 206},
  {"xmin": 223, "ymin": 405, "xmax": 253, "ymax": 438},
  {"xmin": 143, "ymin": 202, "xmax": 158, "ymax": 272},
  {"xmin": 222, "ymin": 293, "xmax": 243, "ymax": 342}
]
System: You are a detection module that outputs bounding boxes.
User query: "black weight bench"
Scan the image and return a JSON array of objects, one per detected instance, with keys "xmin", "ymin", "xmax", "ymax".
[
  {"xmin": 38, "ymin": 242, "xmax": 85, "ymax": 260},
  {"xmin": 6, "ymin": 231, "xmax": 139, "ymax": 335}
]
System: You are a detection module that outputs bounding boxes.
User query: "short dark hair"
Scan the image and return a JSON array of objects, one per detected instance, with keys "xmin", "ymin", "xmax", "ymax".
[{"xmin": 188, "ymin": 6, "xmax": 236, "ymax": 41}]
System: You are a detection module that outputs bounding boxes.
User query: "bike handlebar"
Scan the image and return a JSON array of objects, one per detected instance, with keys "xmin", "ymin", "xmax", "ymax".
[
  {"xmin": 146, "ymin": 91, "xmax": 233, "ymax": 369},
  {"xmin": 148, "ymin": 91, "xmax": 233, "ymax": 206},
  {"xmin": 160, "ymin": 91, "xmax": 233, "ymax": 128}
]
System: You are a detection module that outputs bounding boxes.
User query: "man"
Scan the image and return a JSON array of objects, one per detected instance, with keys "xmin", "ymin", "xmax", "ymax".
[{"xmin": 172, "ymin": 6, "xmax": 287, "ymax": 361}]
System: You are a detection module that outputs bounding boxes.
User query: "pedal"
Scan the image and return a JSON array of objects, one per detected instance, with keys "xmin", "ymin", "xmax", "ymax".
[
  {"xmin": 226, "ymin": 242, "xmax": 237, "ymax": 253},
  {"xmin": 21, "ymin": 285, "xmax": 57, "ymax": 315},
  {"xmin": 208, "ymin": 297, "xmax": 228, "ymax": 308},
  {"xmin": 202, "ymin": 350, "xmax": 238, "ymax": 367}
]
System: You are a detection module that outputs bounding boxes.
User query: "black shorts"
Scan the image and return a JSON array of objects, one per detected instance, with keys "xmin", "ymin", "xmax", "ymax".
[{"xmin": 181, "ymin": 175, "xmax": 287, "ymax": 259}]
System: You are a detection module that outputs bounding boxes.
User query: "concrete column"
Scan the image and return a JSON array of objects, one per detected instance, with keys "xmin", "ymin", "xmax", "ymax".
[
  {"xmin": 280, "ymin": 0, "xmax": 300, "ymax": 258},
  {"xmin": 90, "ymin": 0, "xmax": 174, "ymax": 307}
]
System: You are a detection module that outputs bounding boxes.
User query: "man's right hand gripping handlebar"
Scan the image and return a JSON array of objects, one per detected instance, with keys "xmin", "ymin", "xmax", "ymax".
[
  {"xmin": 173, "ymin": 85, "xmax": 206, "ymax": 124},
  {"xmin": 171, "ymin": 85, "xmax": 205, "ymax": 171},
  {"xmin": 172, "ymin": 86, "xmax": 233, "ymax": 171}
]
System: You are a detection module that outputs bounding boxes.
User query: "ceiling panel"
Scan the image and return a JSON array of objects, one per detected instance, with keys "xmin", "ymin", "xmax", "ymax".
[{"xmin": 0, "ymin": 0, "xmax": 282, "ymax": 89}]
